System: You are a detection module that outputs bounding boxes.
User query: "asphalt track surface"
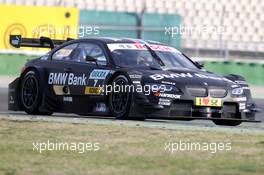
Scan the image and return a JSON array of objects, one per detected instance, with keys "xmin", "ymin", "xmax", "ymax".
[{"xmin": 0, "ymin": 88, "xmax": 263, "ymax": 133}]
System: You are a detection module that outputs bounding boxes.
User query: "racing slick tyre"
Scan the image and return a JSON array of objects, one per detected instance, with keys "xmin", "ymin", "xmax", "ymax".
[
  {"xmin": 212, "ymin": 120, "xmax": 242, "ymax": 126},
  {"xmin": 20, "ymin": 70, "xmax": 52, "ymax": 115},
  {"xmin": 108, "ymin": 75, "xmax": 132, "ymax": 120}
]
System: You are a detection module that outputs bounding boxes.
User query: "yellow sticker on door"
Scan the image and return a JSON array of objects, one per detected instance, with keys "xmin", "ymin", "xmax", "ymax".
[{"xmin": 85, "ymin": 87, "xmax": 102, "ymax": 95}]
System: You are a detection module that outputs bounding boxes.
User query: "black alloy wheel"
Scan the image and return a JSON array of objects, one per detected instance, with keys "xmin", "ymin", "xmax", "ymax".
[
  {"xmin": 21, "ymin": 70, "xmax": 43, "ymax": 114},
  {"xmin": 109, "ymin": 75, "xmax": 131, "ymax": 119}
]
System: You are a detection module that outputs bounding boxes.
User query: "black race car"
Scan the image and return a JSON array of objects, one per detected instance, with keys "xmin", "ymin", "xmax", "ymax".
[{"xmin": 8, "ymin": 35, "xmax": 260, "ymax": 126}]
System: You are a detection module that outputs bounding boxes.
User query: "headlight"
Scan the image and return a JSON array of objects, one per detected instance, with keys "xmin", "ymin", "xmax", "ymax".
[{"xmin": 231, "ymin": 88, "xmax": 244, "ymax": 95}]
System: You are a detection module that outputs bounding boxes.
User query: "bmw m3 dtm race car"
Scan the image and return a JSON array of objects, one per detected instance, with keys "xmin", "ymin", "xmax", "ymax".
[{"xmin": 8, "ymin": 35, "xmax": 260, "ymax": 126}]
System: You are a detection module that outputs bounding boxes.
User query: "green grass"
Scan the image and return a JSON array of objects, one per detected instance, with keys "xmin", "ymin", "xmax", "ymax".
[
  {"xmin": 0, "ymin": 54, "xmax": 35, "ymax": 76},
  {"xmin": 0, "ymin": 119, "xmax": 264, "ymax": 175},
  {"xmin": 204, "ymin": 61, "xmax": 264, "ymax": 86}
]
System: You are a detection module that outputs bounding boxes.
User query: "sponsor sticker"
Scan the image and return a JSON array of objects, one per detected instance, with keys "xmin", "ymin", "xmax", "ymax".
[
  {"xmin": 150, "ymin": 73, "xmax": 233, "ymax": 83},
  {"xmin": 154, "ymin": 92, "xmax": 181, "ymax": 99},
  {"xmin": 63, "ymin": 96, "xmax": 72, "ymax": 102},
  {"xmin": 232, "ymin": 97, "xmax": 247, "ymax": 102},
  {"xmin": 195, "ymin": 98, "xmax": 222, "ymax": 107},
  {"xmin": 11, "ymin": 35, "xmax": 20, "ymax": 45},
  {"xmin": 239, "ymin": 103, "xmax": 246, "ymax": 110},
  {"xmin": 132, "ymin": 81, "xmax": 141, "ymax": 84},
  {"xmin": 107, "ymin": 43, "xmax": 181, "ymax": 53},
  {"xmin": 89, "ymin": 69, "xmax": 110, "ymax": 80},
  {"xmin": 48, "ymin": 73, "xmax": 87, "ymax": 86},
  {"xmin": 53, "ymin": 85, "xmax": 70, "ymax": 95},
  {"xmin": 129, "ymin": 74, "xmax": 142, "ymax": 79},
  {"xmin": 161, "ymin": 81, "xmax": 176, "ymax": 85},
  {"xmin": 9, "ymin": 95, "xmax": 14, "ymax": 104},
  {"xmin": 94, "ymin": 103, "xmax": 106, "ymax": 112},
  {"xmin": 85, "ymin": 87, "xmax": 103, "ymax": 95},
  {"xmin": 158, "ymin": 98, "xmax": 171, "ymax": 106}
]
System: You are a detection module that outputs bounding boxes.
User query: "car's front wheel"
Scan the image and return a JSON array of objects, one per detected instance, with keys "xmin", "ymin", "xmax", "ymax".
[
  {"xmin": 212, "ymin": 120, "xmax": 242, "ymax": 126},
  {"xmin": 108, "ymin": 75, "xmax": 132, "ymax": 119}
]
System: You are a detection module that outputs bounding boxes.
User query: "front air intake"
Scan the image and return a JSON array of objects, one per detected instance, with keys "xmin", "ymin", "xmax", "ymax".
[
  {"xmin": 186, "ymin": 87, "xmax": 207, "ymax": 97},
  {"xmin": 209, "ymin": 88, "xmax": 227, "ymax": 98}
]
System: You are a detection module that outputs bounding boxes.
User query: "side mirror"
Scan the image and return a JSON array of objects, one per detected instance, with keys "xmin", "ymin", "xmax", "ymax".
[
  {"xmin": 194, "ymin": 61, "xmax": 204, "ymax": 68},
  {"xmin": 85, "ymin": 55, "xmax": 97, "ymax": 62}
]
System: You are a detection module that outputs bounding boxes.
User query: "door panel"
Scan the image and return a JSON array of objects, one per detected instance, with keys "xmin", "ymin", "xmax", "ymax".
[{"xmin": 45, "ymin": 42, "xmax": 112, "ymax": 113}]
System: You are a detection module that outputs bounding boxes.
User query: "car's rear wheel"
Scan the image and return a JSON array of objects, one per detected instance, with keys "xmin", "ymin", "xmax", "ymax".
[
  {"xmin": 21, "ymin": 70, "xmax": 51, "ymax": 115},
  {"xmin": 212, "ymin": 120, "xmax": 242, "ymax": 126},
  {"xmin": 108, "ymin": 75, "xmax": 131, "ymax": 119}
]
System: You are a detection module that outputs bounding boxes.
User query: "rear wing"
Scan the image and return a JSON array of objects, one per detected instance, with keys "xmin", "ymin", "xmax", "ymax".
[{"xmin": 9, "ymin": 35, "xmax": 74, "ymax": 49}]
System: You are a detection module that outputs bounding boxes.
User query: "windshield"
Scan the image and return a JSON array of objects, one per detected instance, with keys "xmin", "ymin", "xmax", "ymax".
[{"xmin": 109, "ymin": 44, "xmax": 198, "ymax": 70}]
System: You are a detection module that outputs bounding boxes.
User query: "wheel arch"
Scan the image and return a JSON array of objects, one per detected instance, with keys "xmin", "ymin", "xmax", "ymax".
[
  {"xmin": 21, "ymin": 66, "xmax": 48, "ymax": 91},
  {"xmin": 21, "ymin": 66, "xmax": 45, "ymax": 79},
  {"xmin": 106, "ymin": 70, "xmax": 131, "ymax": 85}
]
